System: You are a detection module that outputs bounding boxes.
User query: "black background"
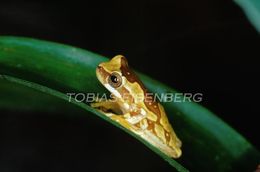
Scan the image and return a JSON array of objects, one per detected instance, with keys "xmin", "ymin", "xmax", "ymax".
[{"xmin": 0, "ymin": 0, "xmax": 260, "ymax": 172}]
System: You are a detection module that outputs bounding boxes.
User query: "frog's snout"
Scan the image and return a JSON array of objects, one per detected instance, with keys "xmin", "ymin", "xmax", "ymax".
[
  {"xmin": 96, "ymin": 64, "xmax": 108, "ymax": 84},
  {"xmin": 96, "ymin": 65, "xmax": 102, "ymax": 72},
  {"xmin": 96, "ymin": 65, "xmax": 103, "ymax": 74}
]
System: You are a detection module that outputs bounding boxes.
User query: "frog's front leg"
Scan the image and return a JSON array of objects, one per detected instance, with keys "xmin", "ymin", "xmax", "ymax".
[
  {"xmin": 91, "ymin": 99, "xmax": 121, "ymax": 115},
  {"xmin": 91, "ymin": 100, "xmax": 136, "ymax": 130}
]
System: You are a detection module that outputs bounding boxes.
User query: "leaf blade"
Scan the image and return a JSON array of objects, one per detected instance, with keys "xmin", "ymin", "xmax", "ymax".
[{"xmin": 0, "ymin": 36, "xmax": 259, "ymax": 171}]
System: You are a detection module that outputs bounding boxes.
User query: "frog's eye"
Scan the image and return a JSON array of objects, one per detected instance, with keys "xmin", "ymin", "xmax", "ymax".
[{"xmin": 108, "ymin": 72, "xmax": 122, "ymax": 88}]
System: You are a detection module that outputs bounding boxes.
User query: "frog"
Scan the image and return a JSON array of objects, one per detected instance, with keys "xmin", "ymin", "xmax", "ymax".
[{"xmin": 91, "ymin": 55, "xmax": 182, "ymax": 158}]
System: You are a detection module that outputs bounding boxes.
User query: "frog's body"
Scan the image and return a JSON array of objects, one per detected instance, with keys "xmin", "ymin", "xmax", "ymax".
[{"xmin": 91, "ymin": 55, "xmax": 182, "ymax": 158}]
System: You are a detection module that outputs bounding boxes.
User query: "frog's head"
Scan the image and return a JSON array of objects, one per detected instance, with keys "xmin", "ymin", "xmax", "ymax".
[{"xmin": 96, "ymin": 55, "xmax": 141, "ymax": 98}]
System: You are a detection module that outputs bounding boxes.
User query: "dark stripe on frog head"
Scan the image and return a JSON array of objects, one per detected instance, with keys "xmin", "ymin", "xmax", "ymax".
[
  {"xmin": 120, "ymin": 56, "xmax": 145, "ymax": 87},
  {"xmin": 119, "ymin": 56, "xmax": 162, "ymax": 120}
]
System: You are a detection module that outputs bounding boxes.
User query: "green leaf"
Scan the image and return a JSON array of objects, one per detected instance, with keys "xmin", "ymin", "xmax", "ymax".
[
  {"xmin": 234, "ymin": 0, "xmax": 260, "ymax": 32},
  {"xmin": 0, "ymin": 76, "xmax": 88, "ymax": 115},
  {"xmin": 0, "ymin": 36, "xmax": 259, "ymax": 171}
]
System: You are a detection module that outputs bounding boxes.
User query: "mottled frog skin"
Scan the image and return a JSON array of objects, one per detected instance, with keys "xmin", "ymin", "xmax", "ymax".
[{"xmin": 91, "ymin": 55, "xmax": 182, "ymax": 158}]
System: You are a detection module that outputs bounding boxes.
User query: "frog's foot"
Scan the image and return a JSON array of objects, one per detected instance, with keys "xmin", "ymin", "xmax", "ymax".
[
  {"xmin": 175, "ymin": 136, "xmax": 182, "ymax": 148},
  {"xmin": 91, "ymin": 100, "xmax": 113, "ymax": 109},
  {"xmin": 109, "ymin": 113, "xmax": 136, "ymax": 131},
  {"xmin": 94, "ymin": 109, "xmax": 138, "ymax": 132},
  {"xmin": 168, "ymin": 129, "xmax": 182, "ymax": 148},
  {"xmin": 90, "ymin": 99, "xmax": 122, "ymax": 114},
  {"xmin": 91, "ymin": 101, "xmax": 112, "ymax": 112}
]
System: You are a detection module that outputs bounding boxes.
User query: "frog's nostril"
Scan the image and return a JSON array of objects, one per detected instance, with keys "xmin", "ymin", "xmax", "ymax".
[
  {"xmin": 97, "ymin": 65, "xmax": 103, "ymax": 73},
  {"xmin": 97, "ymin": 65, "xmax": 102, "ymax": 70}
]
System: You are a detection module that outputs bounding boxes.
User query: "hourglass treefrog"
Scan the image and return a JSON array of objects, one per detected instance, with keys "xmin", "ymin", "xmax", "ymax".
[{"xmin": 91, "ymin": 55, "xmax": 182, "ymax": 158}]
